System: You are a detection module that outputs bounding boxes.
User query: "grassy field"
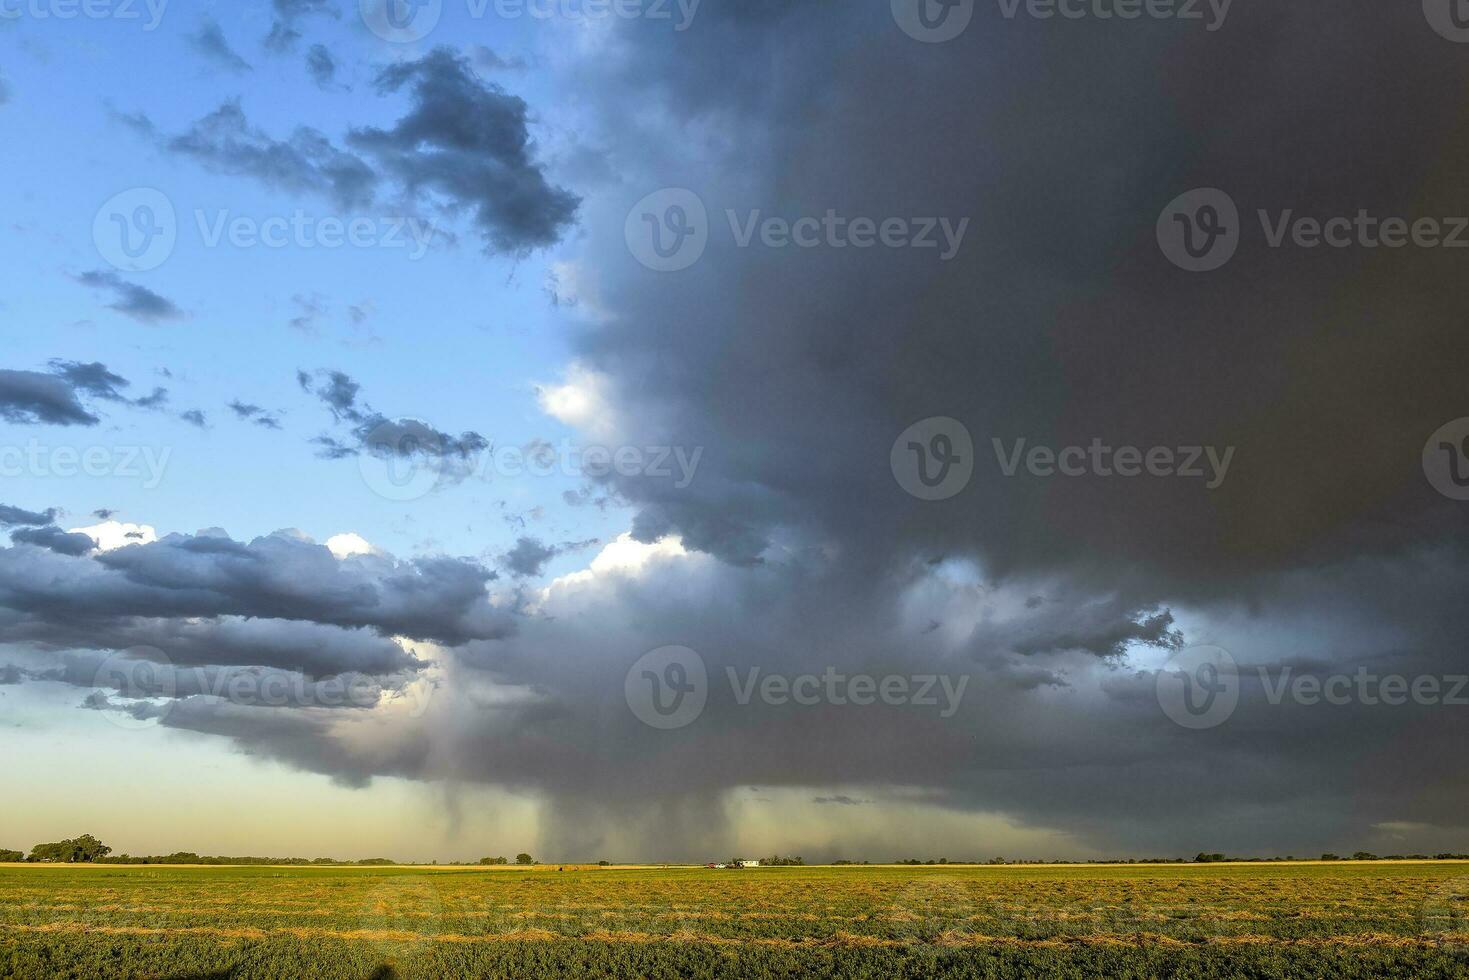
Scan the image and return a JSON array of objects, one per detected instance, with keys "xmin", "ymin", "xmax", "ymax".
[{"xmin": 3, "ymin": 862, "xmax": 1469, "ymax": 977}]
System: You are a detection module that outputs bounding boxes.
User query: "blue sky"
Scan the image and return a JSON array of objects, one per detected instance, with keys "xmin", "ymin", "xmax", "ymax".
[{"xmin": 1, "ymin": 2, "xmax": 622, "ymax": 566}]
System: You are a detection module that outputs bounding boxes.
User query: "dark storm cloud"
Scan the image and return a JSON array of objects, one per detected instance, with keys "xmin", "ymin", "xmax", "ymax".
[
  {"xmin": 564, "ymin": 1, "xmax": 1469, "ymax": 592},
  {"xmin": 347, "ymin": 48, "xmax": 580, "ymax": 254},
  {"xmin": 9, "ymin": 526, "xmax": 96, "ymax": 557},
  {"xmin": 305, "ymin": 44, "xmax": 336, "ymax": 89},
  {"xmin": 75, "ymin": 271, "xmax": 183, "ymax": 323},
  {"xmin": 0, "ymin": 505, "xmax": 58, "ymax": 528},
  {"xmin": 398, "ymin": 0, "xmax": 1469, "ymax": 858},
  {"xmin": 190, "ymin": 19, "xmax": 252, "ymax": 74}
]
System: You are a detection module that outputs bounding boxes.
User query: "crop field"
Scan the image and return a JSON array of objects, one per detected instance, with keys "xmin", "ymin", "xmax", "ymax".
[{"xmin": 3, "ymin": 862, "xmax": 1469, "ymax": 978}]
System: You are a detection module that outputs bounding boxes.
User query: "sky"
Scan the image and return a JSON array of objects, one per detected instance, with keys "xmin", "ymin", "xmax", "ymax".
[{"xmin": 2, "ymin": 0, "xmax": 1469, "ymax": 864}]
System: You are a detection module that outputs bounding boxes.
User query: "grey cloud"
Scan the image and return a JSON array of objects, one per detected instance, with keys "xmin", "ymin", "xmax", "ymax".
[
  {"xmin": 0, "ymin": 505, "xmax": 58, "ymax": 528},
  {"xmin": 469, "ymin": 46, "xmax": 528, "ymax": 73},
  {"xmin": 131, "ymin": 49, "xmax": 576, "ymax": 254},
  {"xmin": 348, "ymin": 48, "xmax": 580, "ymax": 254},
  {"xmin": 160, "ymin": 101, "xmax": 377, "ymax": 209},
  {"xmin": 501, "ymin": 536, "xmax": 598, "ymax": 578},
  {"xmin": 264, "ymin": 0, "xmax": 337, "ymax": 50},
  {"xmin": 228, "ymin": 400, "xmax": 282, "ymax": 429},
  {"xmin": 0, "ymin": 528, "xmax": 509, "ymax": 648},
  {"xmin": 9, "ymin": 526, "xmax": 96, "ymax": 557},
  {"xmin": 179, "ymin": 409, "xmax": 207, "ymax": 428},
  {"xmin": 305, "ymin": 44, "xmax": 336, "ymax": 89},
  {"xmin": 190, "ymin": 19, "xmax": 252, "ymax": 74},
  {"xmin": 75, "ymin": 271, "xmax": 183, "ymax": 323},
  {"xmin": 301, "ymin": 369, "xmax": 490, "ymax": 481},
  {"xmin": 0, "ymin": 369, "xmax": 99, "ymax": 426}
]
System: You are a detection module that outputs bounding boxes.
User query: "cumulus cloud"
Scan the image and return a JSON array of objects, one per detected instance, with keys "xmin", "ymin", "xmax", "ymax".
[{"xmin": 9, "ymin": 526, "xmax": 97, "ymax": 556}]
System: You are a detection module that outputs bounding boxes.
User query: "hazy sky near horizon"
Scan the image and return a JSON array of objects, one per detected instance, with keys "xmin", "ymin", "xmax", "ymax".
[{"xmin": 3, "ymin": 0, "xmax": 1469, "ymax": 863}]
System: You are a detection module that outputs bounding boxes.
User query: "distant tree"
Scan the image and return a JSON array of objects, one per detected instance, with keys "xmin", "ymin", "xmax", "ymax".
[
  {"xmin": 598, "ymin": 860, "xmax": 611, "ymax": 866},
  {"xmin": 1321, "ymin": 853, "xmax": 1342, "ymax": 861},
  {"xmin": 28, "ymin": 835, "xmax": 112, "ymax": 863},
  {"xmin": 0, "ymin": 849, "xmax": 21, "ymax": 863},
  {"xmin": 1353, "ymin": 852, "xmax": 1379, "ymax": 861},
  {"xmin": 480, "ymin": 856, "xmax": 509, "ymax": 865},
  {"xmin": 515, "ymin": 853, "xmax": 534, "ymax": 865},
  {"xmin": 1194, "ymin": 853, "xmax": 1226, "ymax": 863}
]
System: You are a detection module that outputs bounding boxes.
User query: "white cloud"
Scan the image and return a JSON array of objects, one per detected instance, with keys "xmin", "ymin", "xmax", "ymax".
[
  {"xmin": 536, "ymin": 363, "xmax": 619, "ymax": 441},
  {"xmin": 67, "ymin": 521, "xmax": 157, "ymax": 552},
  {"xmin": 326, "ymin": 532, "xmax": 379, "ymax": 559}
]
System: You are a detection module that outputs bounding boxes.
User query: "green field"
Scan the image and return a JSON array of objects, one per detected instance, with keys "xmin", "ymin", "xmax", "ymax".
[{"xmin": 3, "ymin": 862, "xmax": 1469, "ymax": 978}]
